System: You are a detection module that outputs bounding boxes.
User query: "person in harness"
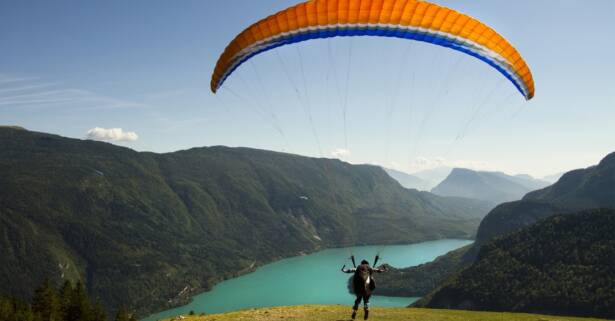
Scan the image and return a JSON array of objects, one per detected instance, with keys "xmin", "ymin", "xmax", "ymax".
[{"xmin": 341, "ymin": 256, "xmax": 388, "ymax": 320}]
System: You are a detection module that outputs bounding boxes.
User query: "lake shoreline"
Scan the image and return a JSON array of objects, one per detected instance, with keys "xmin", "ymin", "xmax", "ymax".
[
  {"xmin": 143, "ymin": 239, "xmax": 473, "ymax": 321},
  {"xmin": 151, "ymin": 237, "xmax": 473, "ymax": 315}
]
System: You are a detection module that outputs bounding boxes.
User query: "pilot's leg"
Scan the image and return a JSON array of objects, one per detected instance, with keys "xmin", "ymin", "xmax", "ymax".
[
  {"xmin": 351, "ymin": 295, "xmax": 361, "ymax": 319},
  {"xmin": 363, "ymin": 294, "xmax": 371, "ymax": 320}
]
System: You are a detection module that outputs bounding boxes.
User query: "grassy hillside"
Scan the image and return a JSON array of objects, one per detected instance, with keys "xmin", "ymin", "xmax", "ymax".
[
  {"xmin": 0, "ymin": 127, "xmax": 490, "ymax": 317},
  {"xmin": 415, "ymin": 209, "xmax": 615, "ymax": 319},
  {"xmin": 154, "ymin": 305, "xmax": 609, "ymax": 321}
]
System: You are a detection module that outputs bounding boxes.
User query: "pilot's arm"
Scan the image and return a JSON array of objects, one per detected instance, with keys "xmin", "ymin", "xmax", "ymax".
[{"xmin": 341, "ymin": 265, "xmax": 356, "ymax": 273}]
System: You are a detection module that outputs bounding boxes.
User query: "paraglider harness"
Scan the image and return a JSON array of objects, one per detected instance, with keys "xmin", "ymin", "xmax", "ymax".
[
  {"xmin": 349, "ymin": 255, "xmax": 380, "ymax": 268},
  {"xmin": 341, "ymin": 255, "xmax": 386, "ymax": 320},
  {"xmin": 345, "ymin": 254, "xmax": 380, "ymax": 270},
  {"xmin": 343, "ymin": 255, "xmax": 380, "ymax": 292}
]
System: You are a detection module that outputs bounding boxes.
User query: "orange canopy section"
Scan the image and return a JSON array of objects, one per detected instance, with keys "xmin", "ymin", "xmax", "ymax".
[{"xmin": 211, "ymin": 0, "xmax": 534, "ymax": 100}]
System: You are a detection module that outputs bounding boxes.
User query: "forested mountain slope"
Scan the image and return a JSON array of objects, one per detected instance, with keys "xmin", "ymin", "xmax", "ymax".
[
  {"xmin": 416, "ymin": 209, "xmax": 615, "ymax": 319},
  {"xmin": 0, "ymin": 127, "xmax": 489, "ymax": 316},
  {"xmin": 474, "ymin": 152, "xmax": 615, "ymax": 251}
]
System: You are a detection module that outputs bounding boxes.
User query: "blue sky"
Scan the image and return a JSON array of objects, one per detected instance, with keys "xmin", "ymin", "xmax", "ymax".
[{"xmin": 1, "ymin": 0, "xmax": 614, "ymax": 177}]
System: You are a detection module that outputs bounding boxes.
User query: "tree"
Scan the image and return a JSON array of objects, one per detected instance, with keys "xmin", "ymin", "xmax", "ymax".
[
  {"xmin": 113, "ymin": 307, "xmax": 130, "ymax": 321},
  {"xmin": 58, "ymin": 280, "xmax": 73, "ymax": 320},
  {"xmin": 64, "ymin": 281, "xmax": 92, "ymax": 321},
  {"xmin": 0, "ymin": 296, "xmax": 39, "ymax": 321},
  {"xmin": 91, "ymin": 301, "xmax": 108, "ymax": 321},
  {"xmin": 32, "ymin": 279, "xmax": 60, "ymax": 321}
]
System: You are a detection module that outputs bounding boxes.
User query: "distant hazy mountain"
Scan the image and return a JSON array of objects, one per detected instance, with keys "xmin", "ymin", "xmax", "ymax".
[
  {"xmin": 0, "ymin": 127, "xmax": 491, "ymax": 316},
  {"xmin": 383, "ymin": 168, "xmax": 431, "ymax": 190},
  {"xmin": 542, "ymin": 172, "xmax": 565, "ymax": 183},
  {"xmin": 431, "ymin": 168, "xmax": 550, "ymax": 205},
  {"xmin": 411, "ymin": 167, "xmax": 453, "ymax": 190},
  {"xmin": 507, "ymin": 173, "xmax": 552, "ymax": 190},
  {"xmin": 415, "ymin": 209, "xmax": 615, "ymax": 320}
]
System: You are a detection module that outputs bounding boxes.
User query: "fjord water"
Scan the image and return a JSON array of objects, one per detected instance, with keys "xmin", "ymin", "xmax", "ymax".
[{"xmin": 144, "ymin": 239, "xmax": 472, "ymax": 320}]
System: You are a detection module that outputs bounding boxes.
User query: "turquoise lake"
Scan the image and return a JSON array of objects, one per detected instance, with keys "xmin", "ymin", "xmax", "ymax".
[{"xmin": 143, "ymin": 239, "xmax": 472, "ymax": 321}]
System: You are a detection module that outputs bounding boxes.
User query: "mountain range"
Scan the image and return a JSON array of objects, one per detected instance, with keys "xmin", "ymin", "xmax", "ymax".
[
  {"xmin": 385, "ymin": 167, "xmax": 553, "ymax": 204},
  {"xmin": 382, "ymin": 167, "xmax": 455, "ymax": 191},
  {"xmin": 412, "ymin": 167, "xmax": 454, "ymax": 191},
  {"xmin": 383, "ymin": 168, "xmax": 431, "ymax": 191},
  {"xmin": 0, "ymin": 127, "xmax": 491, "ymax": 316},
  {"xmin": 431, "ymin": 168, "xmax": 550, "ymax": 205},
  {"xmin": 409, "ymin": 151, "xmax": 615, "ymax": 318},
  {"xmin": 473, "ymin": 151, "xmax": 615, "ymax": 253},
  {"xmin": 380, "ymin": 151, "xmax": 615, "ymax": 306}
]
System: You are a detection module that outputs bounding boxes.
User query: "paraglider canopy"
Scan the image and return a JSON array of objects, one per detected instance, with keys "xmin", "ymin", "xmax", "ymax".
[{"xmin": 210, "ymin": 0, "xmax": 534, "ymax": 100}]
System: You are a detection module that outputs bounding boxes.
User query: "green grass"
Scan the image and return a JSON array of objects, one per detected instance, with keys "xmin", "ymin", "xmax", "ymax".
[{"xmin": 159, "ymin": 305, "xmax": 609, "ymax": 321}]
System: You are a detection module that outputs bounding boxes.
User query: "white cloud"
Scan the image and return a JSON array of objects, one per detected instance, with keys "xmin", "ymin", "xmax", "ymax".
[
  {"xmin": 331, "ymin": 148, "xmax": 351, "ymax": 159},
  {"xmin": 85, "ymin": 127, "xmax": 138, "ymax": 142}
]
